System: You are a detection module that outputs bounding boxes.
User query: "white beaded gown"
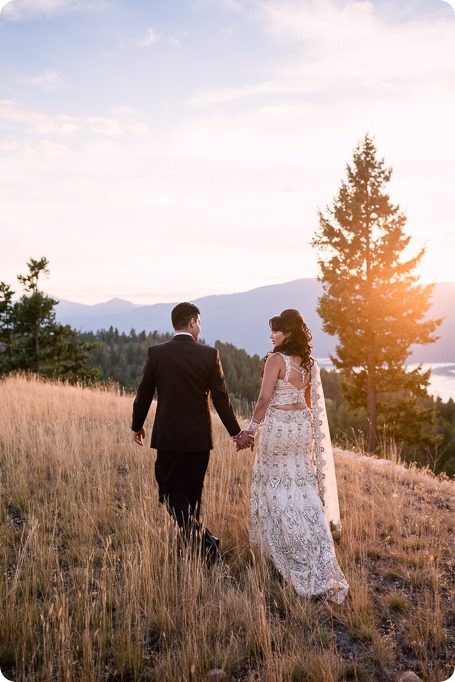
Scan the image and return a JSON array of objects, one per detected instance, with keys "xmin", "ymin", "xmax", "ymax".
[{"xmin": 250, "ymin": 355, "xmax": 349, "ymax": 603}]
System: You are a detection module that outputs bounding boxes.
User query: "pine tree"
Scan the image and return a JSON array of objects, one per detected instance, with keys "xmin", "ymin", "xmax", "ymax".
[
  {"xmin": 312, "ymin": 134, "xmax": 441, "ymax": 452},
  {"xmin": 0, "ymin": 282, "xmax": 15, "ymax": 373},
  {"xmin": 0, "ymin": 257, "xmax": 100, "ymax": 381}
]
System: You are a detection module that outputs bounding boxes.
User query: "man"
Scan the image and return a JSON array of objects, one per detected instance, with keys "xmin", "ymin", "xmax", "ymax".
[{"xmin": 131, "ymin": 302, "xmax": 252, "ymax": 566}]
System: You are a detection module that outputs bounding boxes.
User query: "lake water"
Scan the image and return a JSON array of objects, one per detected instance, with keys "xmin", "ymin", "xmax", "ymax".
[
  {"xmin": 316, "ymin": 360, "xmax": 455, "ymax": 403},
  {"xmin": 412, "ymin": 363, "xmax": 455, "ymax": 402}
]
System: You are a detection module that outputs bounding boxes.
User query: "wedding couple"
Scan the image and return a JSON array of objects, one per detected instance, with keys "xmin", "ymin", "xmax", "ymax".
[{"xmin": 131, "ymin": 302, "xmax": 348, "ymax": 603}]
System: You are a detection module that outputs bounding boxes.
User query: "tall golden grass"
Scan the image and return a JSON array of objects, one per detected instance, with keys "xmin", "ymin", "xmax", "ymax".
[{"xmin": 0, "ymin": 375, "xmax": 453, "ymax": 681}]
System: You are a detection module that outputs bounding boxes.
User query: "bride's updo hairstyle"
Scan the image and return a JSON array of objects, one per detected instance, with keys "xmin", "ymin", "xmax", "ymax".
[{"xmin": 269, "ymin": 309, "xmax": 314, "ymax": 370}]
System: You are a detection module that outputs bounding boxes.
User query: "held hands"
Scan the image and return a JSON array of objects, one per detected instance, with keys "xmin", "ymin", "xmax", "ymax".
[
  {"xmin": 233, "ymin": 430, "xmax": 255, "ymax": 451},
  {"xmin": 133, "ymin": 426, "xmax": 254, "ymax": 450},
  {"xmin": 132, "ymin": 427, "xmax": 253, "ymax": 451},
  {"xmin": 233, "ymin": 418, "xmax": 261, "ymax": 451}
]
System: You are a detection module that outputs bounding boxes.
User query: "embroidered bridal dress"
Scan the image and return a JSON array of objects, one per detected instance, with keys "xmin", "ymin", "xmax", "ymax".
[{"xmin": 250, "ymin": 355, "xmax": 349, "ymax": 603}]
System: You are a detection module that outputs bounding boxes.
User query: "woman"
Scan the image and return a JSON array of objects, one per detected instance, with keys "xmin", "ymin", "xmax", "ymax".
[{"xmin": 247, "ymin": 309, "xmax": 348, "ymax": 603}]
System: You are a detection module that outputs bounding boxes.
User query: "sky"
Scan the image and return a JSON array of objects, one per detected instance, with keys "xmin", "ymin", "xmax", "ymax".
[{"xmin": 1, "ymin": 0, "xmax": 454, "ymax": 305}]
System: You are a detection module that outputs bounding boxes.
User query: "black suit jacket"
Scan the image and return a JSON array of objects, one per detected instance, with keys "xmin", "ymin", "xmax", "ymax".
[{"xmin": 131, "ymin": 335, "xmax": 241, "ymax": 451}]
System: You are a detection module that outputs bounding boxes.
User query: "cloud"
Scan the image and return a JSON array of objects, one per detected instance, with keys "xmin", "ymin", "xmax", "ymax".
[
  {"xmin": 189, "ymin": 0, "xmax": 455, "ymax": 109},
  {"xmin": 122, "ymin": 120, "xmax": 149, "ymax": 135},
  {"xmin": 0, "ymin": 138, "xmax": 20, "ymax": 151},
  {"xmin": 86, "ymin": 109, "xmax": 149, "ymax": 136},
  {"xmin": 0, "ymin": 100, "xmax": 79, "ymax": 134},
  {"xmin": 136, "ymin": 26, "xmax": 186, "ymax": 48},
  {"xmin": 86, "ymin": 117, "xmax": 123, "ymax": 136},
  {"xmin": 29, "ymin": 70, "xmax": 61, "ymax": 91},
  {"xmin": 22, "ymin": 138, "xmax": 70, "ymax": 164},
  {"xmin": 0, "ymin": 1, "xmax": 14, "ymax": 15},
  {"xmin": 189, "ymin": 79, "xmax": 299, "ymax": 107},
  {"xmin": 0, "ymin": 100, "xmax": 149, "ymax": 138},
  {"xmin": 1, "ymin": 0, "xmax": 111, "ymax": 19},
  {"xmin": 137, "ymin": 27, "xmax": 160, "ymax": 47},
  {"xmin": 168, "ymin": 34, "xmax": 182, "ymax": 47}
]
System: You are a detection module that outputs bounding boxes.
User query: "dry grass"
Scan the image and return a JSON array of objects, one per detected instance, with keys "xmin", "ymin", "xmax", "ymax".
[{"xmin": 0, "ymin": 375, "xmax": 454, "ymax": 682}]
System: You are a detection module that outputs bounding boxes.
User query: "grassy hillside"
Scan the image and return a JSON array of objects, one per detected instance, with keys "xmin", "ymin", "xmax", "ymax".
[{"xmin": 0, "ymin": 376, "xmax": 453, "ymax": 681}]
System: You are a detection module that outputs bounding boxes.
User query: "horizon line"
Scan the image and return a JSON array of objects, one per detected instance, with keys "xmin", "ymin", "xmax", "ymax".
[{"xmin": 46, "ymin": 277, "xmax": 455, "ymax": 308}]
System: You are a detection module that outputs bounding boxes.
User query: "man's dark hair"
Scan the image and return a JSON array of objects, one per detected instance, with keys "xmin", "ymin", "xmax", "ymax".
[{"xmin": 171, "ymin": 302, "xmax": 200, "ymax": 330}]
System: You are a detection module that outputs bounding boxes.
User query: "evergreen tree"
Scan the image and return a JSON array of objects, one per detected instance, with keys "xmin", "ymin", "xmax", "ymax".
[
  {"xmin": 214, "ymin": 340, "xmax": 262, "ymax": 409},
  {"xmin": 0, "ymin": 257, "xmax": 99, "ymax": 381},
  {"xmin": 0, "ymin": 282, "xmax": 15, "ymax": 373},
  {"xmin": 312, "ymin": 134, "xmax": 441, "ymax": 452}
]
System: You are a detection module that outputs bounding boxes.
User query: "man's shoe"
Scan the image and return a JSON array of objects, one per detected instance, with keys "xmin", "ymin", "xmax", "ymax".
[{"xmin": 202, "ymin": 530, "xmax": 221, "ymax": 568}]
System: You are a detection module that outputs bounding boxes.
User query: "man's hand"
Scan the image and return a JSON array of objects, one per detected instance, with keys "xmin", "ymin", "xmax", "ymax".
[
  {"xmin": 233, "ymin": 430, "xmax": 254, "ymax": 451},
  {"xmin": 132, "ymin": 427, "xmax": 146, "ymax": 446}
]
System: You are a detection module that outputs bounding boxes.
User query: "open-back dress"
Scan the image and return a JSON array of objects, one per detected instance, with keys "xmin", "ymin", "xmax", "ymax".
[{"xmin": 250, "ymin": 354, "xmax": 349, "ymax": 603}]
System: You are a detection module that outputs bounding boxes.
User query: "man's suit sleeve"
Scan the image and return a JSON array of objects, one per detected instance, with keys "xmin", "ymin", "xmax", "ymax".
[
  {"xmin": 131, "ymin": 347, "xmax": 156, "ymax": 431},
  {"xmin": 210, "ymin": 350, "xmax": 241, "ymax": 437}
]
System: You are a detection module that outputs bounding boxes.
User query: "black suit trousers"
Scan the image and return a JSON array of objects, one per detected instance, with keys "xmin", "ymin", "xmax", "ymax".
[{"xmin": 155, "ymin": 449, "xmax": 210, "ymax": 524}]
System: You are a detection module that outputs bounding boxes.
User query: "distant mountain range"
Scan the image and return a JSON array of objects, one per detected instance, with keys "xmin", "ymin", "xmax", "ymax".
[{"xmin": 54, "ymin": 279, "xmax": 455, "ymax": 362}]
